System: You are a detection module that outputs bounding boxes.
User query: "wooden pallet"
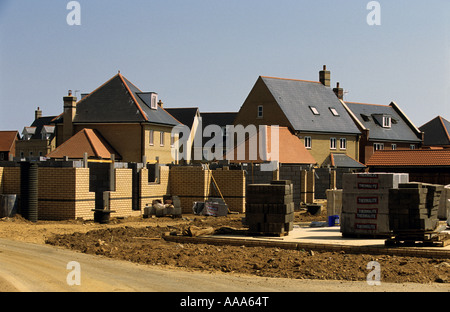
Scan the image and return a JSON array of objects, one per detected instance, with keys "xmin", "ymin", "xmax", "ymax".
[{"xmin": 385, "ymin": 231, "xmax": 450, "ymax": 247}]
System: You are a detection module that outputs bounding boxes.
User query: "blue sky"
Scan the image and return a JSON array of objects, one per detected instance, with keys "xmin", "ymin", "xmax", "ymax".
[{"xmin": 1, "ymin": 0, "xmax": 449, "ymax": 132}]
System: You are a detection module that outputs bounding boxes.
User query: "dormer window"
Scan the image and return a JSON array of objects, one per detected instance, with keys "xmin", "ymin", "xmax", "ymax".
[
  {"xmin": 310, "ymin": 106, "xmax": 320, "ymax": 115},
  {"xmin": 151, "ymin": 93, "xmax": 158, "ymax": 110},
  {"xmin": 383, "ymin": 116, "xmax": 392, "ymax": 128}
]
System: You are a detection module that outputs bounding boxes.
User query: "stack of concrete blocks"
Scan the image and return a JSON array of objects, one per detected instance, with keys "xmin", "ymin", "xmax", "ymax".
[
  {"xmin": 389, "ymin": 182, "xmax": 443, "ymax": 232},
  {"xmin": 438, "ymin": 185, "xmax": 450, "ymax": 221},
  {"xmin": 341, "ymin": 173, "xmax": 409, "ymax": 236},
  {"xmin": 245, "ymin": 180, "xmax": 294, "ymax": 236}
]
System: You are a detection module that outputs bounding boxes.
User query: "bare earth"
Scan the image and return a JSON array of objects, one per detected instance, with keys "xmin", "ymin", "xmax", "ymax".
[{"xmin": 0, "ymin": 207, "xmax": 449, "ymax": 291}]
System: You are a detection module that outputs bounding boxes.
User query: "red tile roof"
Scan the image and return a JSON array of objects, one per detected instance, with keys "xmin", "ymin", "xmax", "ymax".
[
  {"xmin": 367, "ymin": 149, "xmax": 450, "ymax": 167},
  {"xmin": 0, "ymin": 131, "xmax": 19, "ymax": 152},
  {"xmin": 227, "ymin": 126, "xmax": 316, "ymax": 165},
  {"xmin": 47, "ymin": 128, "xmax": 120, "ymax": 159}
]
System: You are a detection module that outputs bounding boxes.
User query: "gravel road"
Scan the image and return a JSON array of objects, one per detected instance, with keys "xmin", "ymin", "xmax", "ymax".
[{"xmin": 0, "ymin": 238, "xmax": 448, "ymax": 293}]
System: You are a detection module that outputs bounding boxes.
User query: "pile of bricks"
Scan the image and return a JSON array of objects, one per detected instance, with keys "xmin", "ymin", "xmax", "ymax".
[
  {"xmin": 389, "ymin": 182, "xmax": 443, "ymax": 232},
  {"xmin": 341, "ymin": 173, "xmax": 409, "ymax": 237},
  {"xmin": 245, "ymin": 180, "xmax": 294, "ymax": 236}
]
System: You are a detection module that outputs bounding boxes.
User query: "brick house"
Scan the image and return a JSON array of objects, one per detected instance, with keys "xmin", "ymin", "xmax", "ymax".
[
  {"xmin": 0, "ymin": 131, "xmax": 19, "ymax": 160},
  {"xmin": 343, "ymin": 101, "xmax": 423, "ymax": 164},
  {"xmin": 54, "ymin": 72, "xmax": 181, "ymax": 164},
  {"xmin": 15, "ymin": 108, "xmax": 58, "ymax": 159},
  {"xmin": 233, "ymin": 66, "xmax": 363, "ymax": 168},
  {"xmin": 419, "ymin": 116, "xmax": 450, "ymax": 147}
]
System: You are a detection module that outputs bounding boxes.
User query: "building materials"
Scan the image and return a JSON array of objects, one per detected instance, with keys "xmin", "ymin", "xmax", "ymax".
[
  {"xmin": 245, "ymin": 180, "xmax": 294, "ymax": 236},
  {"xmin": 341, "ymin": 173, "xmax": 409, "ymax": 237}
]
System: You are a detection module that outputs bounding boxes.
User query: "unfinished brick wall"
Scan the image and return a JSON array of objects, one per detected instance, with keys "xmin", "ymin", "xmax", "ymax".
[
  {"xmin": 140, "ymin": 165, "xmax": 170, "ymax": 209},
  {"xmin": 169, "ymin": 166, "xmax": 210, "ymax": 213},
  {"xmin": 2, "ymin": 167, "xmax": 20, "ymax": 195},
  {"xmin": 210, "ymin": 169, "xmax": 245, "ymax": 213},
  {"xmin": 169, "ymin": 166, "xmax": 246, "ymax": 214},
  {"xmin": 110, "ymin": 168, "xmax": 137, "ymax": 218}
]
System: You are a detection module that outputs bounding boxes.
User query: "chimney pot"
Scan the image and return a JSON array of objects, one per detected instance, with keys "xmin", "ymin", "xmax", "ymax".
[
  {"xmin": 68, "ymin": 90, "xmax": 72, "ymax": 96},
  {"xmin": 333, "ymin": 82, "xmax": 344, "ymax": 100}
]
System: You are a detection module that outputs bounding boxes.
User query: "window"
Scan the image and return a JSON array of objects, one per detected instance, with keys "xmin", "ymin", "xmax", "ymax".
[
  {"xmin": 150, "ymin": 93, "xmax": 158, "ymax": 110},
  {"xmin": 410, "ymin": 144, "xmax": 416, "ymax": 150},
  {"xmin": 383, "ymin": 116, "xmax": 392, "ymax": 128},
  {"xmin": 170, "ymin": 133, "xmax": 175, "ymax": 147},
  {"xmin": 391, "ymin": 144, "xmax": 397, "ymax": 150},
  {"xmin": 160, "ymin": 131, "xmax": 165, "ymax": 146},
  {"xmin": 310, "ymin": 106, "xmax": 320, "ymax": 115},
  {"xmin": 374, "ymin": 143, "xmax": 384, "ymax": 151},
  {"xmin": 339, "ymin": 138, "xmax": 347, "ymax": 150},
  {"xmin": 329, "ymin": 107, "xmax": 340, "ymax": 116},
  {"xmin": 257, "ymin": 105, "xmax": 263, "ymax": 118},
  {"xmin": 304, "ymin": 136, "xmax": 312, "ymax": 149},
  {"xmin": 149, "ymin": 130, "xmax": 154, "ymax": 146},
  {"xmin": 330, "ymin": 137, "xmax": 337, "ymax": 150}
]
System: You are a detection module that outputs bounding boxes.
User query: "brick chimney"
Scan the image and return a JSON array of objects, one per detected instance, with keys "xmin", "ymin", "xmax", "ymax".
[
  {"xmin": 333, "ymin": 82, "xmax": 344, "ymax": 100},
  {"xmin": 319, "ymin": 65, "xmax": 331, "ymax": 87},
  {"xmin": 62, "ymin": 90, "xmax": 77, "ymax": 143},
  {"xmin": 35, "ymin": 107, "xmax": 42, "ymax": 120}
]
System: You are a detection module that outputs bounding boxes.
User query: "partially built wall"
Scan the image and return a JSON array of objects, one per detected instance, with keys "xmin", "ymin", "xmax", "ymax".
[{"xmin": 0, "ymin": 162, "xmax": 246, "ymax": 221}]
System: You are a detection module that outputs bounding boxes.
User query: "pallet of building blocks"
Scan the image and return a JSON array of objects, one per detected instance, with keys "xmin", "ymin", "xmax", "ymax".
[{"xmin": 245, "ymin": 180, "xmax": 294, "ymax": 236}]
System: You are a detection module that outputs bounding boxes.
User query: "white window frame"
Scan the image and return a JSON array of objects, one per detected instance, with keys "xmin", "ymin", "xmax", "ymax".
[
  {"xmin": 330, "ymin": 137, "xmax": 337, "ymax": 150},
  {"xmin": 410, "ymin": 144, "xmax": 416, "ymax": 150},
  {"xmin": 151, "ymin": 93, "xmax": 158, "ymax": 110},
  {"xmin": 330, "ymin": 107, "xmax": 340, "ymax": 116},
  {"xmin": 160, "ymin": 131, "xmax": 165, "ymax": 147},
  {"xmin": 339, "ymin": 138, "xmax": 347, "ymax": 150},
  {"xmin": 310, "ymin": 106, "xmax": 320, "ymax": 115},
  {"xmin": 383, "ymin": 116, "xmax": 392, "ymax": 128},
  {"xmin": 304, "ymin": 136, "xmax": 312, "ymax": 149},
  {"xmin": 391, "ymin": 144, "xmax": 397, "ymax": 150},
  {"xmin": 374, "ymin": 143, "xmax": 384, "ymax": 151},
  {"xmin": 149, "ymin": 130, "xmax": 154, "ymax": 146}
]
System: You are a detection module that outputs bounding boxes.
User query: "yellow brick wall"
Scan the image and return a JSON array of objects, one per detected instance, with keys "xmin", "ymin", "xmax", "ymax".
[
  {"xmin": 3, "ymin": 167, "xmax": 20, "ymax": 195},
  {"xmin": 169, "ymin": 166, "xmax": 246, "ymax": 213},
  {"xmin": 140, "ymin": 165, "xmax": 170, "ymax": 210},
  {"xmin": 73, "ymin": 168, "xmax": 95, "ymax": 220},
  {"xmin": 169, "ymin": 166, "xmax": 210, "ymax": 213},
  {"xmin": 110, "ymin": 168, "xmax": 137, "ymax": 218},
  {"xmin": 210, "ymin": 169, "xmax": 246, "ymax": 213},
  {"xmin": 297, "ymin": 133, "xmax": 359, "ymax": 167},
  {"xmin": 0, "ymin": 167, "xmax": 3, "ymax": 194}
]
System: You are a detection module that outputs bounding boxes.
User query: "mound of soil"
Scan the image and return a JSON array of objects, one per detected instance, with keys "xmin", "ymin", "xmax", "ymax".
[{"xmin": 44, "ymin": 213, "xmax": 450, "ymax": 284}]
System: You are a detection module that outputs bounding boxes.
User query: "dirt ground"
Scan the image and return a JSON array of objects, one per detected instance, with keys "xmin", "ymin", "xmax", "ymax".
[{"xmin": 1, "ymin": 204, "xmax": 449, "ymax": 285}]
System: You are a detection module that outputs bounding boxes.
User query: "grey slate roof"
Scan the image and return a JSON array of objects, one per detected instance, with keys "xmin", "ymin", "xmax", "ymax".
[
  {"xmin": 331, "ymin": 153, "xmax": 366, "ymax": 169},
  {"xmin": 419, "ymin": 116, "xmax": 450, "ymax": 146},
  {"xmin": 73, "ymin": 74, "xmax": 179, "ymax": 126},
  {"xmin": 261, "ymin": 77, "xmax": 361, "ymax": 135},
  {"xmin": 200, "ymin": 112, "xmax": 238, "ymax": 131},
  {"xmin": 345, "ymin": 102, "xmax": 422, "ymax": 143},
  {"xmin": 164, "ymin": 107, "xmax": 199, "ymax": 129},
  {"xmin": 29, "ymin": 116, "xmax": 57, "ymax": 140}
]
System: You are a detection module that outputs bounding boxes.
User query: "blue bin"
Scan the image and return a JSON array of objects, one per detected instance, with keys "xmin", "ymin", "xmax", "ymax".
[{"xmin": 328, "ymin": 215, "xmax": 340, "ymax": 227}]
